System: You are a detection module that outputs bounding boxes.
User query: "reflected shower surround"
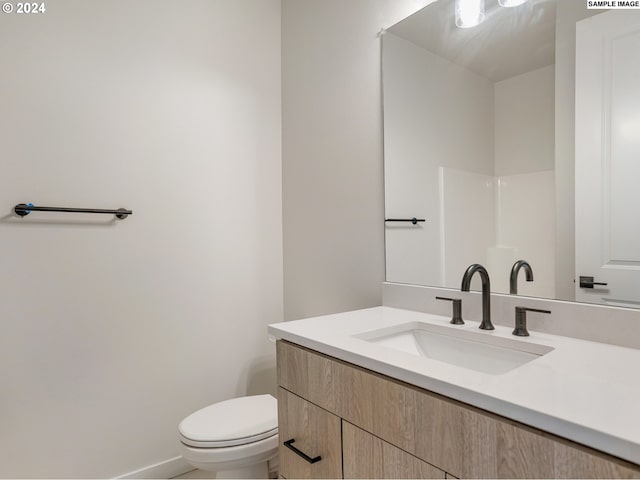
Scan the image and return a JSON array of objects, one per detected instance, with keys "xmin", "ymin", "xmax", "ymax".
[
  {"xmin": 455, "ymin": 0, "xmax": 530, "ymax": 28},
  {"xmin": 455, "ymin": 0, "xmax": 485, "ymax": 28}
]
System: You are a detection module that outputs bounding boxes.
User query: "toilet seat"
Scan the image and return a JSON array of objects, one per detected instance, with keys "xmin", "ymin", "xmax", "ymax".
[
  {"xmin": 179, "ymin": 394, "xmax": 278, "ymax": 448},
  {"xmin": 179, "ymin": 433, "xmax": 279, "ymax": 474},
  {"xmin": 180, "ymin": 426, "xmax": 278, "ymax": 448}
]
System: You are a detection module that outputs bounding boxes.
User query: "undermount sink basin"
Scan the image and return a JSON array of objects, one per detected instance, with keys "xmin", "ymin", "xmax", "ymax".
[{"xmin": 354, "ymin": 321, "xmax": 554, "ymax": 375}]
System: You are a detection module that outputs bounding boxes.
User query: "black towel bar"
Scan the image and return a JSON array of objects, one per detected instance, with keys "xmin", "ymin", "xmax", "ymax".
[
  {"xmin": 14, "ymin": 204, "xmax": 132, "ymax": 219},
  {"xmin": 385, "ymin": 218, "xmax": 425, "ymax": 225}
]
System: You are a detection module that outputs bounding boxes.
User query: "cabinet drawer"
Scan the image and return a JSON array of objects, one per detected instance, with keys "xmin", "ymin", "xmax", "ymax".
[
  {"xmin": 343, "ymin": 421, "xmax": 446, "ymax": 479},
  {"xmin": 277, "ymin": 387, "xmax": 342, "ymax": 479}
]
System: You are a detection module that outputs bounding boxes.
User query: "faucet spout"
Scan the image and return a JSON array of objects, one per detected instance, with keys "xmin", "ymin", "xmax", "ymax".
[
  {"xmin": 510, "ymin": 260, "xmax": 534, "ymax": 295},
  {"xmin": 461, "ymin": 264, "xmax": 494, "ymax": 330}
]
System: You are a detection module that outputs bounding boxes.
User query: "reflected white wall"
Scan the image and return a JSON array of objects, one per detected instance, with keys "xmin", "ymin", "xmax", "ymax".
[
  {"xmin": 384, "ymin": 33, "xmax": 494, "ymax": 286},
  {"xmin": 384, "ymin": 32, "xmax": 556, "ymax": 296}
]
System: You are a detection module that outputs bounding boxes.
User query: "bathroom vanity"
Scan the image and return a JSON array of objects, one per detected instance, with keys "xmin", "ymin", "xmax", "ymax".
[{"xmin": 269, "ymin": 307, "xmax": 640, "ymax": 479}]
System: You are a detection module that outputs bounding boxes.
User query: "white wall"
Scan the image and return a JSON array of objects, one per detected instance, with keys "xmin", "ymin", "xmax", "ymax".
[
  {"xmin": 494, "ymin": 65, "xmax": 555, "ymax": 176},
  {"xmin": 0, "ymin": 1, "xmax": 282, "ymax": 477},
  {"xmin": 282, "ymin": 0, "xmax": 432, "ymax": 321},
  {"xmin": 383, "ymin": 33, "xmax": 495, "ymax": 287}
]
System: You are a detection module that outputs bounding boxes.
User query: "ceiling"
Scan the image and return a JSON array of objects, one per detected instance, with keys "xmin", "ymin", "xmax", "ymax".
[{"xmin": 387, "ymin": 0, "xmax": 557, "ymax": 82}]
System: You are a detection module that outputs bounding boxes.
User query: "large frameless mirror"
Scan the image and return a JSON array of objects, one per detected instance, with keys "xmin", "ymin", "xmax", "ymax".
[{"xmin": 383, "ymin": 0, "xmax": 640, "ymax": 308}]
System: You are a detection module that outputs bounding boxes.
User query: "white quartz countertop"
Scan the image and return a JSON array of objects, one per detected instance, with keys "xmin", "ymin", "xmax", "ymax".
[{"xmin": 268, "ymin": 306, "xmax": 640, "ymax": 466}]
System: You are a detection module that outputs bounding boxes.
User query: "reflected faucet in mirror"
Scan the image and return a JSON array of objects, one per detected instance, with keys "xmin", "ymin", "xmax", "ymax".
[
  {"xmin": 510, "ymin": 260, "xmax": 534, "ymax": 295},
  {"xmin": 461, "ymin": 264, "xmax": 494, "ymax": 330}
]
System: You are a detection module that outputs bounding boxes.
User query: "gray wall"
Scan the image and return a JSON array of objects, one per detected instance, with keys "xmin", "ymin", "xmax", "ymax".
[{"xmin": 282, "ymin": 0, "xmax": 430, "ymax": 321}]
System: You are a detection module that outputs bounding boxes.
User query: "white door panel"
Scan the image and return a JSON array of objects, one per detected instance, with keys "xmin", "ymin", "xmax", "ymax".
[{"xmin": 575, "ymin": 10, "xmax": 640, "ymax": 305}]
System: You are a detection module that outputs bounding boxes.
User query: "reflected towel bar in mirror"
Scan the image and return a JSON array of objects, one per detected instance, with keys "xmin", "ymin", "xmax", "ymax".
[
  {"xmin": 14, "ymin": 203, "xmax": 133, "ymax": 219},
  {"xmin": 385, "ymin": 218, "xmax": 425, "ymax": 225}
]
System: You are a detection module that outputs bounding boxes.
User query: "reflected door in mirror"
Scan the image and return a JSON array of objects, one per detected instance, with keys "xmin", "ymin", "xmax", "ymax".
[{"xmin": 575, "ymin": 10, "xmax": 640, "ymax": 308}]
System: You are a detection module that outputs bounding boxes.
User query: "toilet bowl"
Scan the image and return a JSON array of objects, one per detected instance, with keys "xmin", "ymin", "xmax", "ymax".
[{"xmin": 178, "ymin": 394, "xmax": 279, "ymax": 479}]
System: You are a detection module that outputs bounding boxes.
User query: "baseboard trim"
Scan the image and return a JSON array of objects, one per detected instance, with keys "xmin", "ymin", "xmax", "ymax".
[{"xmin": 116, "ymin": 456, "xmax": 193, "ymax": 479}]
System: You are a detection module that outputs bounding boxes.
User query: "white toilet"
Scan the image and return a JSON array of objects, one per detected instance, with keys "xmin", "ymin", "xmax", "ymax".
[{"xmin": 178, "ymin": 394, "xmax": 279, "ymax": 479}]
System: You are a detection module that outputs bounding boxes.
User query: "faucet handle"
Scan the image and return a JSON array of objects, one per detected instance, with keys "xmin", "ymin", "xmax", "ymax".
[
  {"xmin": 436, "ymin": 297, "xmax": 464, "ymax": 325},
  {"xmin": 513, "ymin": 306, "xmax": 551, "ymax": 337}
]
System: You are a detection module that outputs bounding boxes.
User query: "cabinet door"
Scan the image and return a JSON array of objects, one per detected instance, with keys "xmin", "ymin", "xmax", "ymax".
[
  {"xmin": 343, "ymin": 421, "xmax": 446, "ymax": 479},
  {"xmin": 278, "ymin": 387, "xmax": 342, "ymax": 479}
]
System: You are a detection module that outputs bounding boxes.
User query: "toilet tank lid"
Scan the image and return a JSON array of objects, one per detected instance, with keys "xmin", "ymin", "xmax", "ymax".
[{"xmin": 179, "ymin": 394, "xmax": 277, "ymax": 443}]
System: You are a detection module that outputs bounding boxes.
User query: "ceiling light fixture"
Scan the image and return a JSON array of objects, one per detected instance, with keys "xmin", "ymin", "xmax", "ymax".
[{"xmin": 455, "ymin": 0, "xmax": 485, "ymax": 28}]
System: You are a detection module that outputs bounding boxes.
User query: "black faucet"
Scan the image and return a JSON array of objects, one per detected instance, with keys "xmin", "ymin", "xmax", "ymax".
[
  {"xmin": 460, "ymin": 264, "xmax": 494, "ymax": 330},
  {"xmin": 510, "ymin": 260, "xmax": 534, "ymax": 295}
]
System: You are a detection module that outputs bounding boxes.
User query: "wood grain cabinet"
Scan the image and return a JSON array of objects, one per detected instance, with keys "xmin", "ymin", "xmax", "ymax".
[
  {"xmin": 276, "ymin": 340, "xmax": 640, "ymax": 479},
  {"xmin": 343, "ymin": 421, "xmax": 445, "ymax": 479},
  {"xmin": 278, "ymin": 387, "xmax": 342, "ymax": 479}
]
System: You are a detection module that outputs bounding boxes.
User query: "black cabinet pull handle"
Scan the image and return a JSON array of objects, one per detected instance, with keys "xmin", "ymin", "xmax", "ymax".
[{"xmin": 283, "ymin": 439, "xmax": 322, "ymax": 464}]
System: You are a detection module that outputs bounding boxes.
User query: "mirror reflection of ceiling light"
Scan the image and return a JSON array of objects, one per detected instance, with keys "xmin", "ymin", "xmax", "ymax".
[
  {"xmin": 498, "ymin": 0, "xmax": 528, "ymax": 6},
  {"xmin": 455, "ymin": 0, "xmax": 485, "ymax": 28},
  {"xmin": 455, "ymin": 0, "xmax": 529, "ymax": 29}
]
